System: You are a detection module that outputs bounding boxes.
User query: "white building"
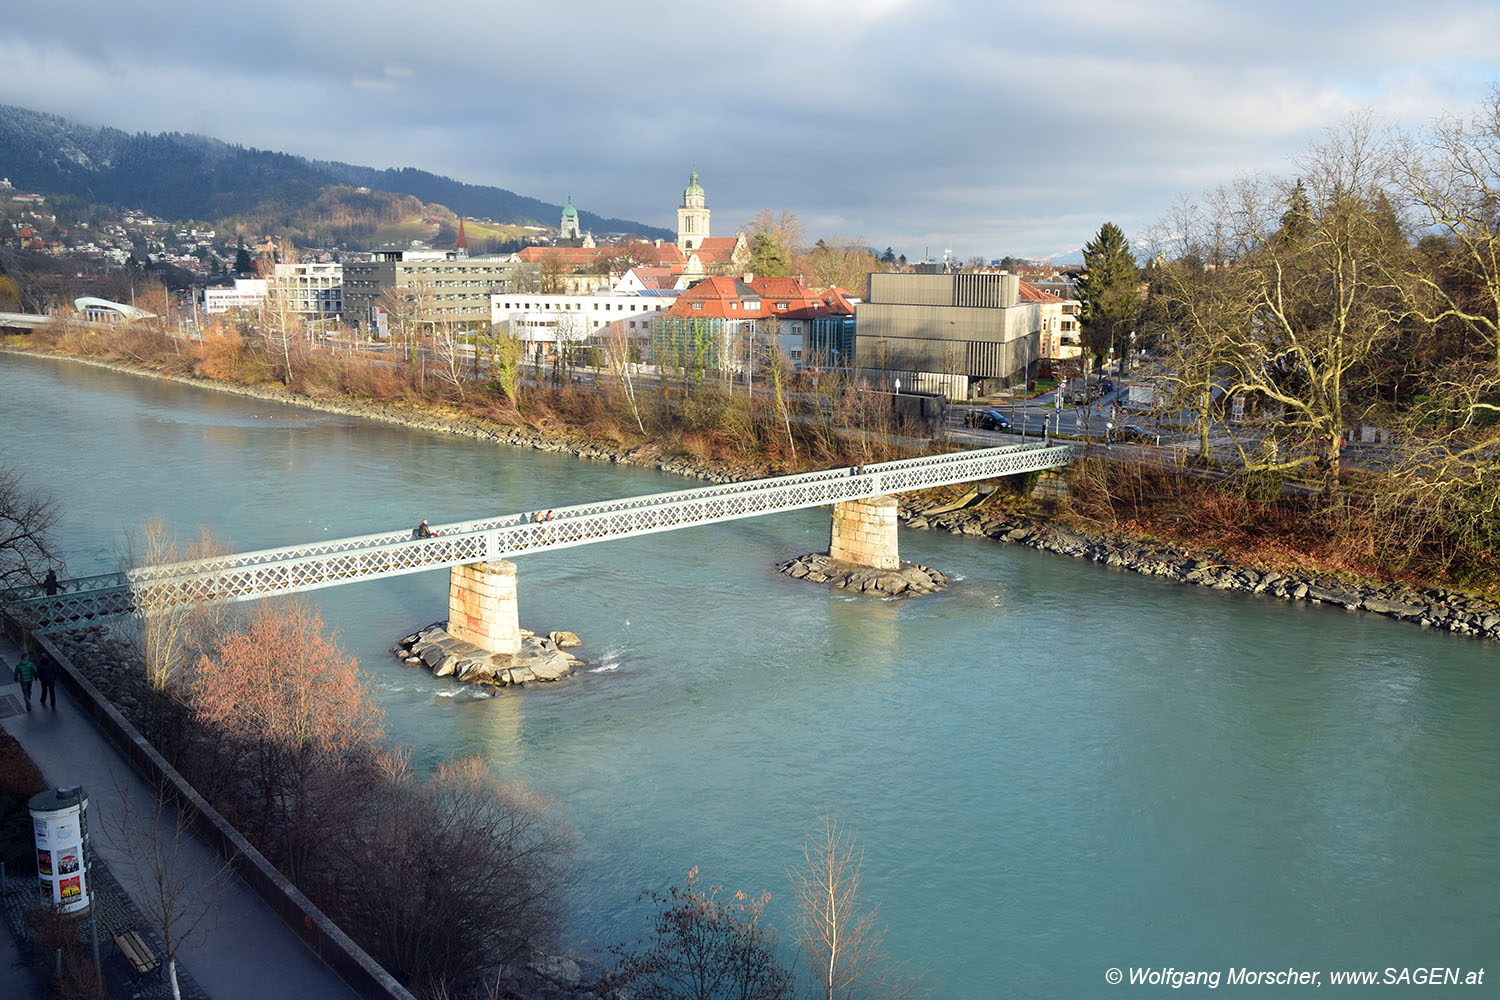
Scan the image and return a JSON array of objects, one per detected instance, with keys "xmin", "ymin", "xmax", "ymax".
[
  {"xmin": 491, "ymin": 284, "xmax": 680, "ymax": 347},
  {"xmin": 202, "ymin": 262, "xmax": 343, "ymax": 317},
  {"xmin": 269, "ymin": 262, "xmax": 342, "ymax": 316},
  {"xmin": 203, "ymin": 278, "xmax": 268, "ymax": 314}
]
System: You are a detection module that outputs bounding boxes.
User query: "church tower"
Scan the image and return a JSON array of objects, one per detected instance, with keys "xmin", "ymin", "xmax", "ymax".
[
  {"xmin": 559, "ymin": 195, "xmax": 581, "ymax": 242},
  {"xmin": 677, "ymin": 170, "xmax": 710, "ymax": 253}
]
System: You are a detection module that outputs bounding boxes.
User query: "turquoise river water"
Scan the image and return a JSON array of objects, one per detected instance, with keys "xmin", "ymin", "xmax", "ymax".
[{"xmin": 3, "ymin": 353, "xmax": 1497, "ymax": 997}]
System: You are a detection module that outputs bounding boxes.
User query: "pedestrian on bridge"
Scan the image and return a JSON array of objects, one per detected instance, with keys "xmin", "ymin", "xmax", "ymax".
[
  {"xmin": 12, "ymin": 651, "xmax": 36, "ymax": 712},
  {"xmin": 44, "ymin": 568, "xmax": 60, "ymax": 595},
  {"xmin": 413, "ymin": 518, "xmax": 438, "ymax": 539}
]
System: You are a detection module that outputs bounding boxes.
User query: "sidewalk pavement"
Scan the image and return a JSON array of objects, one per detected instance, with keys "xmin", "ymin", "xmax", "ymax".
[
  {"xmin": 0, "ymin": 904, "xmax": 45, "ymax": 998},
  {"xmin": 0, "ymin": 634, "xmax": 356, "ymax": 1000}
]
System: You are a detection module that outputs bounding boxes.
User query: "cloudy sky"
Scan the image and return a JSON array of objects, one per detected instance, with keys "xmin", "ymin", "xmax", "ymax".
[{"xmin": 3, "ymin": 0, "xmax": 1497, "ymax": 260}]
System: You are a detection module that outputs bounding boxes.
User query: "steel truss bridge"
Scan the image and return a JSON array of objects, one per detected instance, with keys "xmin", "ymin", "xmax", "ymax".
[{"xmin": 12, "ymin": 441, "xmax": 1071, "ymax": 631}]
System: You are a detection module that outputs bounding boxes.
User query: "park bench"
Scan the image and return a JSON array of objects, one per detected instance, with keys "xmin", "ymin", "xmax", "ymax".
[{"xmin": 110, "ymin": 925, "xmax": 160, "ymax": 976}]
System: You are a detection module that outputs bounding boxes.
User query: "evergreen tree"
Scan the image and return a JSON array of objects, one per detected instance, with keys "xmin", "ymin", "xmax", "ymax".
[
  {"xmin": 1075, "ymin": 221, "xmax": 1140, "ymax": 371},
  {"xmin": 748, "ymin": 231, "xmax": 790, "ymax": 277},
  {"xmin": 881, "ymin": 246, "xmax": 896, "ymax": 265},
  {"xmin": 1279, "ymin": 179, "xmax": 1313, "ymax": 243},
  {"xmin": 233, "ymin": 237, "xmax": 252, "ymax": 275}
]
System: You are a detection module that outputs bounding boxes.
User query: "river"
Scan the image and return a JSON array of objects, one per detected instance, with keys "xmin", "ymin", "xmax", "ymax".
[{"xmin": 4, "ymin": 352, "xmax": 1497, "ymax": 997}]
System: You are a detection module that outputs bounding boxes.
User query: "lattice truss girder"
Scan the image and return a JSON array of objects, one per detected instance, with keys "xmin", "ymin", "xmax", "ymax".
[{"xmin": 17, "ymin": 443, "xmax": 1071, "ymax": 631}]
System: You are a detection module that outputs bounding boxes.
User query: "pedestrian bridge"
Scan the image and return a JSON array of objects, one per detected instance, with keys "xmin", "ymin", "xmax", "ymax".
[{"xmin": 14, "ymin": 440, "xmax": 1071, "ymax": 639}]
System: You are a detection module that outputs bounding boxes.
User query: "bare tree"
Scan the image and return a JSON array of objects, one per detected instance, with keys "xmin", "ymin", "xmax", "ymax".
[
  {"xmin": 0, "ymin": 463, "xmax": 61, "ymax": 610},
  {"xmin": 380, "ymin": 275, "xmax": 437, "ymax": 383},
  {"xmin": 1144, "ymin": 188, "xmax": 1255, "ymax": 464},
  {"xmin": 1395, "ymin": 83, "xmax": 1500, "ymax": 382},
  {"xmin": 602, "ymin": 319, "xmax": 648, "ymax": 434},
  {"xmin": 431, "ymin": 322, "xmax": 469, "ymax": 401},
  {"xmin": 190, "ymin": 598, "xmax": 384, "ymax": 883},
  {"xmin": 744, "ymin": 209, "xmax": 807, "ymax": 268},
  {"xmin": 128, "ymin": 520, "xmax": 230, "ymax": 693},
  {"xmin": 760, "ymin": 318, "xmax": 798, "ymax": 460},
  {"xmin": 103, "ymin": 777, "xmax": 238, "ymax": 1000},
  {"xmin": 1149, "ymin": 115, "xmax": 1408, "ymax": 488},
  {"xmin": 611, "ymin": 867, "xmax": 795, "ymax": 1000},
  {"xmin": 260, "ymin": 255, "xmax": 303, "ymax": 386},
  {"xmin": 321, "ymin": 751, "xmax": 576, "ymax": 998},
  {"xmin": 790, "ymin": 809, "xmax": 922, "ymax": 1000},
  {"xmin": 1374, "ymin": 86, "xmax": 1500, "ymax": 566},
  {"xmin": 809, "ymin": 236, "xmax": 881, "ymax": 292}
]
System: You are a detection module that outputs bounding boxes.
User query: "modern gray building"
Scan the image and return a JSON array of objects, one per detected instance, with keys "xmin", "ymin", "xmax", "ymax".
[
  {"xmin": 853, "ymin": 272, "xmax": 1040, "ymax": 400},
  {"xmin": 341, "ymin": 248, "xmax": 533, "ymax": 334}
]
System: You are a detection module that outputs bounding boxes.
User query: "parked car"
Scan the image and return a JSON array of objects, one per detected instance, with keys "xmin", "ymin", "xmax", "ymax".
[
  {"xmin": 963, "ymin": 409, "xmax": 1012, "ymax": 431},
  {"xmin": 1098, "ymin": 379, "xmax": 1115, "ymax": 395},
  {"xmin": 1114, "ymin": 424, "xmax": 1158, "ymax": 445}
]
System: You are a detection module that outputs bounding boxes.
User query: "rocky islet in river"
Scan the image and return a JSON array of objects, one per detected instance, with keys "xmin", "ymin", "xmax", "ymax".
[
  {"xmin": 394, "ymin": 621, "xmax": 584, "ymax": 686},
  {"xmin": 776, "ymin": 552, "xmax": 949, "ymax": 597}
]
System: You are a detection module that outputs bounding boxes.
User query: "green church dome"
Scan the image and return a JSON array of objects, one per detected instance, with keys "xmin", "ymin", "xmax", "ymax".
[
  {"xmin": 684, "ymin": 171, "xmax": 704, "ymax": 199},
  {"xmin": 562, "ymin": 195, "xmax": 577, "ymax": 218}
]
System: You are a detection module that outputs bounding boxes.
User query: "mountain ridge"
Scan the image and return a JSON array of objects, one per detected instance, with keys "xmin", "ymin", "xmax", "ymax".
[{"xmin": 0, "ymin": 104, "xmax": 672, "ymax": 243}]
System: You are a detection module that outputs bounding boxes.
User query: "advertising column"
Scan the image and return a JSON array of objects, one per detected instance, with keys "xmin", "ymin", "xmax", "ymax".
[{"xmin": 30, "ymin": 785, "xmax": 90, "ymax": 913}]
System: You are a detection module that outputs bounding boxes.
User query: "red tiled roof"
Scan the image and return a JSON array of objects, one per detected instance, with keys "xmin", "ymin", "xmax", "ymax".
[
  {"xmin": 821, "ymin": 288, "xmax": 856, "ymax": 314},
  {"xmin": 627, "ymin": 266, "xmax": 679, "ymax": 290},
  {"xmin": 747, "ymin": 276, "xmax": 807, "ymax": 299},
  {"xmin": 517, "ymin": 246, "xmax": 606, "ymax": 266},
  {"xmin": 517, "ymin": 243, "xmax": 688, "ymax": 270},
  {"xmin": 688, "ymin": 236, "xmax": 741, "ymax": 264},
  {"xmin": 663, "ymin": 276, "xmax": 762, "ymax": 319},
  {"xmin": 1018, "ymin": 280, "xmax": 1064, "ymax": 304}
]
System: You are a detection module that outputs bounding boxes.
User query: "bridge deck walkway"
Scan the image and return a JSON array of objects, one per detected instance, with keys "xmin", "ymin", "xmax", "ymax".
[{"xmin": 17, "ymin": 441, "xmax": 1071, "ymax": 629}]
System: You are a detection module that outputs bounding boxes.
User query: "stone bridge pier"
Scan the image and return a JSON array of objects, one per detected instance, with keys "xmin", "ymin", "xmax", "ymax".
[
  {"xmin": 448, "ymin": 560, "xmax": 521, "ymax": 654},
  {"xmin": 829, "ymin": 495, "xmax": 900, "ymax": 569}
]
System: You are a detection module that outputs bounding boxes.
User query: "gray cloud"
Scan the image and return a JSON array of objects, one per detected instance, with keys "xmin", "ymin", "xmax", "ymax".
[{"xmin": 2, "ymin": 0, "xmax": 1495, "ymax": 258}]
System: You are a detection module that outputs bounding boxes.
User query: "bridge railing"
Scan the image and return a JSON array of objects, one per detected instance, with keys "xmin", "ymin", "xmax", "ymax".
[{"xmin": 17, "ymin": 441, "xmax": 1071, "ymax": 629}]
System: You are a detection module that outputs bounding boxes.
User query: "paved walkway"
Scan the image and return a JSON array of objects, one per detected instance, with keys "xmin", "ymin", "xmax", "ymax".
[{"xmin": 0, "ymin": 634, "xmax": 356, "ymax": 1000}]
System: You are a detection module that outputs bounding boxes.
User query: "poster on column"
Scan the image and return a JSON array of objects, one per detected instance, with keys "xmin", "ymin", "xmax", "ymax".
[{"xmin": 30, "ymin": 788, "xmax": 90, "ymax": 913}]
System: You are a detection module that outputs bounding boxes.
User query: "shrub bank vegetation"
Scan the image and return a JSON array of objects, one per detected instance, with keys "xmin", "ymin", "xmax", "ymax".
[
  {"xmin": 10, "ymin": 313, "xmax": 913, "ymax": 478},
  {"xmin": 1068, "ymin": 93, "xmax": 1500, "ymax": 598}
]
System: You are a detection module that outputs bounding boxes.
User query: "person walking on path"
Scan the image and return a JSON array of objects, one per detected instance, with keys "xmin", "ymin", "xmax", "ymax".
[
  {"xmin": 43, "ymin": 568, "xmax": 60, "ymax": 595},
  {"xmin": 12, "ymin": 652, "xmax": 36, "ymax": 711},
  {"xmin": 35, "ymin": 654, "xmax": 57, "ymax": 709}
]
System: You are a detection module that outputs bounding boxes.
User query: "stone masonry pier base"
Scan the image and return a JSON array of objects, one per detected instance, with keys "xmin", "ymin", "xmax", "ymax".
[
  {"xmin": 829, "ymin": 495, "xmax": 900, "ymax": 570},
  {"xmin": 448, "ymin": 560, "xmax": 521, "ymax": 655}
]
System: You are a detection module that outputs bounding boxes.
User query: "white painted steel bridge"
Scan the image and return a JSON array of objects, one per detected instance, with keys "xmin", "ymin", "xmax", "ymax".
[{"xmin": 13, "ymin": 441, "xmax": 1071, "ymax": 631}]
